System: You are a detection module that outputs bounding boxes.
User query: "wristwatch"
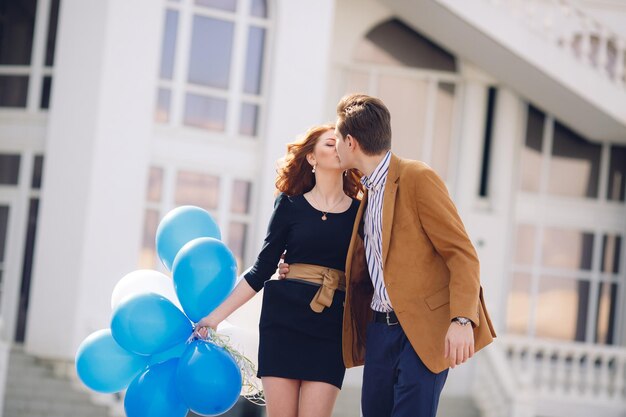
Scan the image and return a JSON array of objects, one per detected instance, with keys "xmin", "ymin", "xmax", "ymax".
[{"xmin": 452, "ymin": 317, "xmax": 472, "ymax": 327}]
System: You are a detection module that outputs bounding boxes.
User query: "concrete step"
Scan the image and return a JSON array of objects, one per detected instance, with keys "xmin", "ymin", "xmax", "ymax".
[{"xmin": 3, "ymin": 347, "xmax": 112, "ymax": 417}]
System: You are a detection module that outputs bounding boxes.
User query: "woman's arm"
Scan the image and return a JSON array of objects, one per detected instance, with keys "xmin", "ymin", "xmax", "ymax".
[
  {"xmin": 196, "ymin": 278, "xmax": 256, "ymax": 331},
  {"xmin": 196, "ymin": 194, "xmax": 290, "ymax": 335}
]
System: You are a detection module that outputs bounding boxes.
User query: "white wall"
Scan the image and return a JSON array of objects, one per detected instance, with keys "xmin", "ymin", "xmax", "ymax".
[
  {"xmin": 26, "ymin": 0, "xmax": 162, "ymax": 359},
  {"xmin": 254, "ymin": 0, "xmax": 338, "ymax": 240}
]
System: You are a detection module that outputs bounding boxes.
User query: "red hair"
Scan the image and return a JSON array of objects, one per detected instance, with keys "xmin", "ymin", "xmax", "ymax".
[{"xmin": 275, "ymin": 124, "xmax": 364, "ymax": 199}]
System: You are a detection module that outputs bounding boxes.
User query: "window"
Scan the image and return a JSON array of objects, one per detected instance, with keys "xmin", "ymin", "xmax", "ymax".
[
  {"xmin": 0, "ymin": 0, "xmax": 60, "ymax": 110},
  {"xmin": 519, "ymin": 105, "xmax": 606, "ymax": 200},
  {"xmin": 341, "ymin": 19, "xmax": 460, "ymax": 182},
  {"xmin": 139, "ymin": 166, "xmax": 253, "ymax": 273},
  {"xmin": 508, "ymin": 225, "xmax": 623, "ymax": 345},
  {"xmin": 155, "ymin": 0, "xmax": 269, "ymax": 138}
]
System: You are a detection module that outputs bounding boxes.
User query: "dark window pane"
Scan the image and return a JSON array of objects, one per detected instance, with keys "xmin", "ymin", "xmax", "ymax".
[
  {"xmin": 595, "ymin": 281, "xmax": 618, "ymax": 345},
  {"xmin": 44, "ymin": 0, "xmax": 60, "ymax": 66},
  {"xmin": 183, "ymin": 94, "xmax": 227, "ymax": 131},
  {"xmin": 188, "ymin": 16, "xmax": 233, "ymax": 89},
  {"xmin": 479, "ymin": 87, "xmax": 496, "ymax": 197},
  {"xmin": 15, "ymin": 198, "xmax": 39, "ymax": 342},
  {"xmin": 354, "ymin": 19, "xmax": 456, "ymax": 72},
  {"xmin": 231, "ymin": 180, "xmax": 251, "ymax": 214},
  {"xmin": 549, "ymin": 121, "xmax": 601, "ymax": 199},
  {"xmin": 40, "ymin": 76, "xmax": 51, "ymax": 109},
  {"xmin": 0, "ymin": 154, "xmax": 21, "ymax": 185},
  {"xmin": 155, "ymin": 88, "xmax": 171, "ymax": 123},
  {"xmin": 542, "ymin": 228, "xmax": 594, "ymax": 271},
  {"xmin": 195, "ymin": 0, "xmax": 237, "ymax": 12},
  {"xmin": 251, "ymin": 0, "xmax": 266, "ymax": 17},
  {"xmin": 175, "ymin": 171, "xmax": 220, "ymax": 210},
  {"xmin": 536, "ymin": 277, "xmax": 589, "ymax": 342},
  {"xmin": 31, "ymin": 155, "xmax": 43, "ymax": 189},
  {"xmin": 520, "ymin": 105, "xmax": 545, "ymax": 193},
  {"xmin": 239, "ymin": 103, "xmax": 258, "ymax": 136},
  {"xmin": 147, "ymin": 167, "xmax": 163, "ymax": 203},
  {"xmin": 243, "ymin": 26, "xmax": 265, "ymax": 94},
  {"xmin": 601, "ymin": 234, "xmax": 621, "ymax": 274},
  {"xmin": 0, "ymin": 76, "xmax": 29, "ymax": 107},
  {"xmin": 0, "ymin": 0, "xmax": 37, "ymax": 65},
  {"xmin": 160, "ymin": 9, "xmax": 178, "ymax": 80},
  {"xmin": 0, "ymin": 205, "xmax": 8, "ymax": 262},
  {"xmin": 607, "ymin": 145, "xmax": 626, "ymax": 202}
]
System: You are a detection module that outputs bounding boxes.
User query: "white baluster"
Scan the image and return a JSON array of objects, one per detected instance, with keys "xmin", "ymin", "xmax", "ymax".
[
  {"xmin": 615, "ymin": 38, "xmax": 626, "ymax": 87},
  {"xmin": 570, "ymin": 351, "xmax": 583, "ymax": 396},
  {"xmin": 577, "ymin": 13, "xmax": 592, "ymax": 65},
  {"xmin": 595, "ymin": 27, "xmax": 609, "ymax": 75},
  {"xmin": 612, "ymin": 355, "xmax": 626, "ymax": 401},
  {"xmin": 553, "ymin": 348, "xmax": 568, "ymax": 396},
  {"xmin": 597, "ymin": 354, "xmax": 610, "ymax": 401}
]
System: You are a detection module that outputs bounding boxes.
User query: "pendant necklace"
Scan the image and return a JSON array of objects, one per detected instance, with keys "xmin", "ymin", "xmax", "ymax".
[{"xmin": 310, "ymin": 190, "xmax": 345, "ymax": 221}]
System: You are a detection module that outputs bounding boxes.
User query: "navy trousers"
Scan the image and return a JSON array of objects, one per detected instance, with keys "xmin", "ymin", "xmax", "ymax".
[{"xmin": 361, "ymin": 321, "xmax": 448, "ymax": 417}]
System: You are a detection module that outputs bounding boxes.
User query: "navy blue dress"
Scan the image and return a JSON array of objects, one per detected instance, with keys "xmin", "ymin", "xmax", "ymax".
[{"xmin": 244, "ymin": 193, "xmax": 359, "ymax": 389}]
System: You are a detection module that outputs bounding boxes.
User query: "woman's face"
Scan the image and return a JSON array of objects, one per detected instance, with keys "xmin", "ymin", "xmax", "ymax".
[{"xmin": 310, "ymin": 129, "xmax": 341, "ymax": 171}]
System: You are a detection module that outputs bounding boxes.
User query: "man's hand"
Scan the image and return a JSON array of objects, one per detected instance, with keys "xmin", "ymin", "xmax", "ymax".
[
  {"xmin": 444, "ymin": 321, "xmax": 474, "ymax": 369},
  {"xmin": 278, "ymin": 262, "xmax": 290, "ymax": 279}
]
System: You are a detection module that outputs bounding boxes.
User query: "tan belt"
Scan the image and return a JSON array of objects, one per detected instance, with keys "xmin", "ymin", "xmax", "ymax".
[{"xmin": 285, "ymin": 263, "xmax": 346, "ymax": 313}]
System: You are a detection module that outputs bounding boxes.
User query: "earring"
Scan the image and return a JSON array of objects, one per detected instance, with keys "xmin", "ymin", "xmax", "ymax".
[
  {"xmin": 312, "ymin": 164, "xmax": 316, "ymax": 174},
  {"xmin": 344, "ymin": 170, "xmax": 348, "ymax": 177}
]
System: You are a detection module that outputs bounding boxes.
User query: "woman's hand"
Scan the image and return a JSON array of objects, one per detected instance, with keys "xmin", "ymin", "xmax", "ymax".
[{"xmin": 194, "ymin": 314, "xmax": 221, "ymax": 339}]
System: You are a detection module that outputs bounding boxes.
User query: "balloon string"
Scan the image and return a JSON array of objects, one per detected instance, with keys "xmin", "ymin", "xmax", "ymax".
[{"xmin": 191, "ymin": 326, "xmax": 266, "ymax": 406}]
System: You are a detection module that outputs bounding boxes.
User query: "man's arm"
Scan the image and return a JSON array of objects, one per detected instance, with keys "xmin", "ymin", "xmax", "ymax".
[{"xmin": 413, "ymin": 165, "xmax": 480, "ymax": 368}]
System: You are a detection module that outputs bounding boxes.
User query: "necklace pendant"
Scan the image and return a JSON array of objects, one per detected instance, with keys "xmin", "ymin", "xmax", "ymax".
[{"xmin": 321, "ymin": 214, "xmax": 327, "ymax": 221}]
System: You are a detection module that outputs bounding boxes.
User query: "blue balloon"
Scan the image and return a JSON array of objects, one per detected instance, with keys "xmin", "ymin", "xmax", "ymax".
[
  {"xmin": 125, "ymin": 359, "xmax": 188, "ymax": 417},
  {"xmin": 111, "ymin": 293, "xmax": 193, "ymax": 355},
  {"xmin": 75, "ymin": 329, "xmax": 149, "ymax": 393},
  {"xmin": 148, "ymin": 340, "xmax": 188, "ymax": 366},
  {"xmin": 156, "ymin": 206, "xmax": 221, "ymax": 271},
  {"xmin": 172, "ymin": 237, "xmax": 237, "ymax": 322},
  {"xmin": 175, "ymin": 341, "xmax": 242, "ymax": 416}
]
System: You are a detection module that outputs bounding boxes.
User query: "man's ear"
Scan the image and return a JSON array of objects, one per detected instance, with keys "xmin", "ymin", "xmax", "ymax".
[{"xmin": 347, "ymin": 134, "xmax": 358, "ymax": 151}]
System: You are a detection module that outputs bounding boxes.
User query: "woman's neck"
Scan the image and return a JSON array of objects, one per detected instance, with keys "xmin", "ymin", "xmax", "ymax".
[{"xmin": 311, "ymin": 171, "xmax": 345, "ymax": 204}]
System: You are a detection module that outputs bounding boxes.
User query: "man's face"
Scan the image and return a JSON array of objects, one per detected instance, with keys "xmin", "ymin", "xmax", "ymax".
[{"xmin": 334, "ymin": 126, "xmax": 351, "ymax": 169}]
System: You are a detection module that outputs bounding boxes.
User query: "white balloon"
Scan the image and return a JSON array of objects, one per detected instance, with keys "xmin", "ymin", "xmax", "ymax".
[
  {"xmin": 111, "ymin": 269, "xmax": 182, "ymax": 311},
  {"xmin": 217, "ymin": 321, "xmax": 261, "ymax": 395}
]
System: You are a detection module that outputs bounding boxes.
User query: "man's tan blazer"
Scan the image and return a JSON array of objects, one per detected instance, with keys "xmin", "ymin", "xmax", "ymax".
[{"xmin": 342, "ymin": 153, "xmax": 496, "ymax": 374}]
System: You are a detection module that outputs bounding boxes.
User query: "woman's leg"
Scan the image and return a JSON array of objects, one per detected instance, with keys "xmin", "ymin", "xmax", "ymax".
[
  {"xmin": 262, "ymin": 377, "xmax": 301, "ymax": 417},
  {"xmin": 298, "ymin": 380, "xmax": 340, "ymax": 417}
]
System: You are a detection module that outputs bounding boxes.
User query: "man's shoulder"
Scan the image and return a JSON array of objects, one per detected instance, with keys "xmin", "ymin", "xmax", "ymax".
[{"xmin": 396, "ymin": 156, "xmax": 435, "ymax": 179}]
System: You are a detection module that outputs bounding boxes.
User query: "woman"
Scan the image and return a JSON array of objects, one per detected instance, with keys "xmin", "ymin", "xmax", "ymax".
[{"xmin": 196, "ymin": 124, "xmax": 363, "ymax": 417}]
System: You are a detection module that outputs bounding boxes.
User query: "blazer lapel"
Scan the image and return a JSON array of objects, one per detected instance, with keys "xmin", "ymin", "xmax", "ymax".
[{"xmin": 382, "ymin": 154, "xmax": 400, "ymax": 267}]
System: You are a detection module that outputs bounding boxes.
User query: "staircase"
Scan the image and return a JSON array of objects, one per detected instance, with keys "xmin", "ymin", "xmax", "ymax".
[
  {"xmin": 2, "ymin": 346, "xmax": 113, "ymax": 417},
  {"xmin": 472, "ymin": 335, "xmax": 626, "ymax": 417}
]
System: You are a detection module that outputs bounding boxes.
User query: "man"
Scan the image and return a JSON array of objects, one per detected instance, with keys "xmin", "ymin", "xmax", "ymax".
[{"xmin": 283, "ymin": 93, "xmax": 496, "ymax": 417}]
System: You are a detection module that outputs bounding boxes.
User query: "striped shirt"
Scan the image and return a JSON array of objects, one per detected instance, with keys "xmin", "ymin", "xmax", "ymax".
[{"xmin": 361, "ymin": 151, "xmax": 393, "ymax": 312}]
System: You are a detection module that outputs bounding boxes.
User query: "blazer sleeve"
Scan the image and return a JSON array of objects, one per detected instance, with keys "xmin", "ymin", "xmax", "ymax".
[
  {"xmin": 243, "ymin": 193, "xmax": 290, "ymax": 292},
  {"xmin": 414, "ymin": 167, "xmax": 481, "ymax": 326}
]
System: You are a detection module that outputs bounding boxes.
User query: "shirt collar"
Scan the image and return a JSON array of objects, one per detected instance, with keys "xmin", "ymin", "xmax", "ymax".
[{"xmin": 361, "ymin": 151, "xmax": 391, "ymax": 191}]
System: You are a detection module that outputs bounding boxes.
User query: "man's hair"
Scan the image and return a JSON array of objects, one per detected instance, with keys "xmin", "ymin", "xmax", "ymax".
[{"xmin": 336, "ymin": 93, "xmax": 391, "ymax": 155}]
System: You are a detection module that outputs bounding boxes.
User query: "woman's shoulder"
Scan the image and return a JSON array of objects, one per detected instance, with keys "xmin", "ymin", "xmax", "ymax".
[{"xmin": 274, "ymin": 192, "xmax": 304, "ymax": 210}]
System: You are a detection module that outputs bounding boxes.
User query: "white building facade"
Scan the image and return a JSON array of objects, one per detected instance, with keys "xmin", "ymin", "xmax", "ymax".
[{"xmin": 0, "ymin": 0, "xmax": 625, "ymax": 416}]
